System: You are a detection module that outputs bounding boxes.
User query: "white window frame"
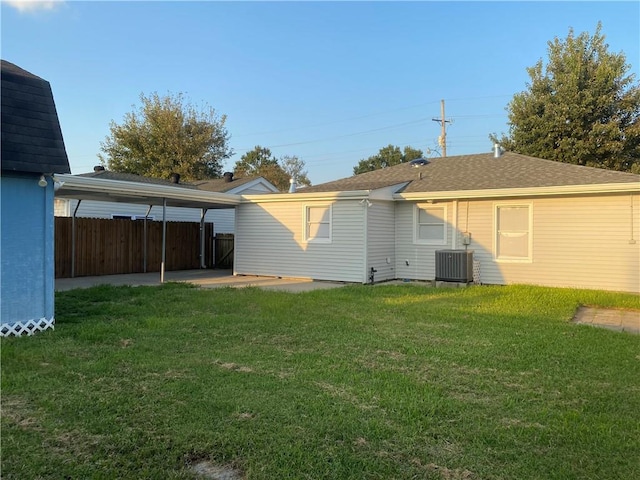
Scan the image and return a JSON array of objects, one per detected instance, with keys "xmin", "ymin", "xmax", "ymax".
[
  {"xmin": 303, "ymin": 204, "xmax": 332, "ymax": 243},
  {"xmin": 414, "ymin": 204, "xmax": 448, "ymax": 245},
  {"xmin": 493, "ymin": 203, "xmax": 533, "ymax": 263}
]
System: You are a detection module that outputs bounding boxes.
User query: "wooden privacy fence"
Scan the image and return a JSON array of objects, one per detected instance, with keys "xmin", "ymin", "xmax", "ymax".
[{"xmin": 55, "ymin": 217, "xmax": 214, "ymax": 278}]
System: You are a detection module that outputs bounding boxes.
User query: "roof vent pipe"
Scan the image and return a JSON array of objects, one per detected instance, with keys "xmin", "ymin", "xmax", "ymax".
[
  {"xmin": 288, "ymin": 177, "xmax": 297, "ymax": 193},
  {"xmin": 170, "ymin": 173, "xmax": 180, "ymax": 184},
  {"xmin": 223, "ymin": 172, "xmax": 233, "ymax": 183},
  {"xmin": 94, "ymin": 165, "xmax": 105, "ymax": 172},
  {"xmin": 493, "ymin": 144, "xmax": 503, "ymax": 158}
]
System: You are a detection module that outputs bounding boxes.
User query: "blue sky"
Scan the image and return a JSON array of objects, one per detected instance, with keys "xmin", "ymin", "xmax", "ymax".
[{"xmin": 2, "ymin": 1, "xmax": 639, "ymax": 184}]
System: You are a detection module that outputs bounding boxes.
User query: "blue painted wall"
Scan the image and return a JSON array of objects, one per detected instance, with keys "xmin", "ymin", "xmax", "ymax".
[{"xmin": 1, "ymin": 173, "xmax": 55, "ymax": 327}]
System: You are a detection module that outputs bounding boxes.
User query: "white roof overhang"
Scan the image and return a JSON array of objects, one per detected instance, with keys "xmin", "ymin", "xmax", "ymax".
[
  {"xmin": 53, "ymin": 174, "xmax": 242, "ymax": 209},
  {"xmin": 394, "ymin": 182, "xmax": 640, "ymax": 201}
]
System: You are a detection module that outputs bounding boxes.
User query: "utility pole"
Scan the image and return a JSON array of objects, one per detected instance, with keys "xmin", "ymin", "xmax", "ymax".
[{"xmin": 432, "ymin": 99, "xmax": 452, "ymax": 157}]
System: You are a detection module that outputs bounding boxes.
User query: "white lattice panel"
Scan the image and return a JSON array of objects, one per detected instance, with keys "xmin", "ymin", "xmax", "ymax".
[
  {"xmin": 473, "ymin": 260, "xmax": 481, "ymax": 284},
  {"xmin": 1, "ymin": 317, "xmax": 55, "ymax": 337}
]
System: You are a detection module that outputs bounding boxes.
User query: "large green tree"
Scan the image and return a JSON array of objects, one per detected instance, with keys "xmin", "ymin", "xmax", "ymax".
[
  {"xmin": 353, "ymin": 145, "xmax": 424, "ymax": 175},
  {"xmin": 491, "ymin": 23, "xmax": 640, "ymax": 172},
  {"xmin": 233, "ymin": 146, "xmax": 288, "ymax": 191},
  {"xmin": 234, "ymin": 146, "xmax": 311, "ymax": 191},
  {"xmin": 99, "ymin": 92, "xmax": 232, "ymax": 180}
]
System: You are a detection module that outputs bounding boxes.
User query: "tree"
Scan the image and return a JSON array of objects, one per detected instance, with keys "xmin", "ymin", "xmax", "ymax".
[
  {"xmin": 491, "ymin": 23, "xmax": 640, "ymax": 172},
  {"xmin": 234, "ymin": 146, "xmax": 289, "ymax": 191},
  {"xmin": 280, "ymin": 155, "xmax": 311, "ymax": 187},
  {"xmin": 353, "ymin": 145, "xmax": 424, "ymax": 175},
  {"xmin": 99, "ymin": 92, "xmax": 232, "ymax": 180},
  {"xmin": 234, "ymin": 147, "xmax": 312, "ymax": 191}
]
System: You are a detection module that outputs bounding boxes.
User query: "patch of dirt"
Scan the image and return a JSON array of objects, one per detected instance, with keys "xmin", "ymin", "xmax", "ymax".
[
  {"xmin": 214, "ymin": 360, "xmax": 254, "ymax": 373},
  {"xmin": 314, "ymin": 381, "xmax": 378, "ymax": 411},
  {"xmin": 1, "ymin": 396, "xmax": 43, "ymax": 432},
  {"xmin": 411, "ymin": 458, "xmax": 476, "ymax": 479},
  {"xmin": 190, "ymin": 460, "xmax": 244, "ymax": 480}
]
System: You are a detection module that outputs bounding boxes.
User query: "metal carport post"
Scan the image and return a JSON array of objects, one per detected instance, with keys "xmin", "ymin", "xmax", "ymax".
[{"xmin": 161, "ymin": 198, "xmax": 167, "ymax": 283}]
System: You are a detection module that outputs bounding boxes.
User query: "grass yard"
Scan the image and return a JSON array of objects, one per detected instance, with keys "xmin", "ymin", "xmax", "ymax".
[{"xmin": 1, "ymin": 283, "xmax": 639, "ymax": 479}]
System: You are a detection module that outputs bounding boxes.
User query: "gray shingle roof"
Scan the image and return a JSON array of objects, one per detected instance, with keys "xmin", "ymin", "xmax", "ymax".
[
  {"xmin": 1, "ymin": 60, "xmax": 70, "ymax": 174},
  {"xmin": 190, "ymin": 176, "xmax": 260, "ymax": 193},
  {"xmin": 300, "ymin": 152, "xmax": 639, "ymax": 194},
  {"xmin": 78, "ymin": 170, "xmax": 198, "ymax": 188},
  {"xmin": 78, "ymin": 169, "xmax": 262, "ymax": 193}
]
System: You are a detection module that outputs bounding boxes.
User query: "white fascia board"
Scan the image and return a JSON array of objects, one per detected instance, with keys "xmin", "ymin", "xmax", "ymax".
[
  {"xmin": 394, "ymin": 182, "xmax": 640, "ymax": 201},
  {"xmin": 241, "ymin": 190, "xmax": 371, "ymax": 203},
  {"xmin": 53, "ymin": 174, "xmax": 242, "ymax": 206}
]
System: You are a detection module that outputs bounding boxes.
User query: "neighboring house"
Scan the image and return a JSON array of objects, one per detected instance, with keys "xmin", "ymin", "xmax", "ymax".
[
  {"xmin": 236, "ymin": 150, "xmax": 640, "ymax": 293},
  {"xmin": 54, "ymin": 170, "xmax": 278, "ymax": 233},
  {"xmin": 1, "ymin": 60, "xmax": 71, "ymax": 336}
]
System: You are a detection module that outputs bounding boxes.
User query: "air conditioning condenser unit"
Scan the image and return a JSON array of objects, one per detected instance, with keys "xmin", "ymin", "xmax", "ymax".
[{"xmin": 435, "ymin": 250, "xmax": 474, "ymax": 283}]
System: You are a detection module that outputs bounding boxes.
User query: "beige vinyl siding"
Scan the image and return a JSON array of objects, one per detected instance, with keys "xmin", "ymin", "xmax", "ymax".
[
  {"xmin": 394, "ymin": 194, "xmax": 639, "ymax": 293},
  {"xmin": 457, "ymin": 194, "xmax": 640, "ymax": 293},
  {"xmin": 395, "ymin": 201, "xmax": 456, "ymax": 280},
  {"xmin": 60, "ymin": 199, "xmax": 236, "ymax": 233},
  {"xmin": 235, "ymin": 200, "xmax": 366, "ymax": 283},
  {"xmin": 366, "ymin": 201, "xmax": 395, "ymax": 282}
]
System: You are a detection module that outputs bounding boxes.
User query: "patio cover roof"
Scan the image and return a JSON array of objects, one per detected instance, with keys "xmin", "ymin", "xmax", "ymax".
[
  {"xmin": 53, "ymin": 173, "xmax": 242, "ymax": 209},
  {"xmin": 52, "ymin": 173, "xmax": 243, "ymax": 283}
]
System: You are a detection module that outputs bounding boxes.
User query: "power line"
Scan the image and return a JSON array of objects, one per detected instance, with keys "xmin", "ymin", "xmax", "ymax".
[
  {"xmin": 235, "ymin": 117, "xmax": 432, "ymax": 151},
  {"xmin": 234, "ymin": 94, "xmax": 512, "ymax": 138}
]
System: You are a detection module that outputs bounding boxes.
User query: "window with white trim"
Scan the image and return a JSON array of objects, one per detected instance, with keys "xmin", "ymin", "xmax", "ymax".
[
  {"xmin": 414, "ymin": 204, "xmax": 447, "ymax": 245},
  {"xmin": 495, "ymin": 204, "xmax": 532, "ymax": 261},
  {"xmin": 304, "ymin": 205, "xmax": 332, "ymax": 243}
]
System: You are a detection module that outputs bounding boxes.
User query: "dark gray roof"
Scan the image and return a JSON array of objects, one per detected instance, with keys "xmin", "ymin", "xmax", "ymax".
[
  {"xmin": 78, "ymin": 170, "xmax": 197, "ymax": 189},
  {"xmin": 78, "ymin": 169, "xmax": 262, "ymax": 193},
  {"xmin": 190, "ymin": 176, "xmax": 262, "ymax": 193},
  {"xmin": 1, "ymin": 60, "xmax": 70, "ymax": 174},
  {"xmin": 300, "ymin": 152, "xmax": 639, "ymax": 194}
]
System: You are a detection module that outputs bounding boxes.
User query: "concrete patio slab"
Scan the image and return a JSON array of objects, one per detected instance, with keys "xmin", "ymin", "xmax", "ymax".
[
  {"xmin": 55, "ymin": 269, "xmax": 349, "ymax": 293},
  {"xmin": 573, "ymin": 306, "xmax": 640, "ymax": 334}
]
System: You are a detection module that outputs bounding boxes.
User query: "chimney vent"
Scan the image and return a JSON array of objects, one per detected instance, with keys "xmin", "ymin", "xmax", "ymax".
[
  {"xmin": 94, "ymin": 165, "xmax": 105, "ymax": 172},
  {"xmin": 288, "ymin": 177, "xmax": 297, "ymax": 193},
  {"xmin": 223, "ymin": 172, "xmax": 233, "ymax": 183},
  {"xmin": 493, "ymin": 144, "xmax": 503, "ymax": 158},
  {"xmin": 170, "ymin": 173, "xmax": 180, "ymax": 184}
]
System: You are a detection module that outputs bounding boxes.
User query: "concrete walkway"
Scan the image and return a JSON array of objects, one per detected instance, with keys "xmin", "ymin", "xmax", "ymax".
[
  {"xmin": 55, "ymin": 269, "xmax": 348, "ymax": 293},
  {"xmin": 573, "ymin": 306, "xmax": 640, "ymax": 334}
]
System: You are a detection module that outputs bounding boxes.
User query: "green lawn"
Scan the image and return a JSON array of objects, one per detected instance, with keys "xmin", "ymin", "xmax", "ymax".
[{"xmin": 2, "ymin": 283, "xmax": 639, "ymax": 479}]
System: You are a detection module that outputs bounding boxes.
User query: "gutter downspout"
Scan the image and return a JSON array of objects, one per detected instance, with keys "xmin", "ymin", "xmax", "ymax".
[
  {"xmin": 71, "ymin": 199, "xmax": 82, "ymax": 278},
  {"xmin": 161, "ymin": 198, "xmax": 167, "ymax": 283},
  {"xmin": 362, "ymin": 199, "xmax": 369, "ymax": 284}
]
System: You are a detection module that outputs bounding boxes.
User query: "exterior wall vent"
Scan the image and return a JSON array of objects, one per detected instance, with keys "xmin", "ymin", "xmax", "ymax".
[{"xmin": 435, "ymin": 250, "xmax": 474, "ymax": 283}]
